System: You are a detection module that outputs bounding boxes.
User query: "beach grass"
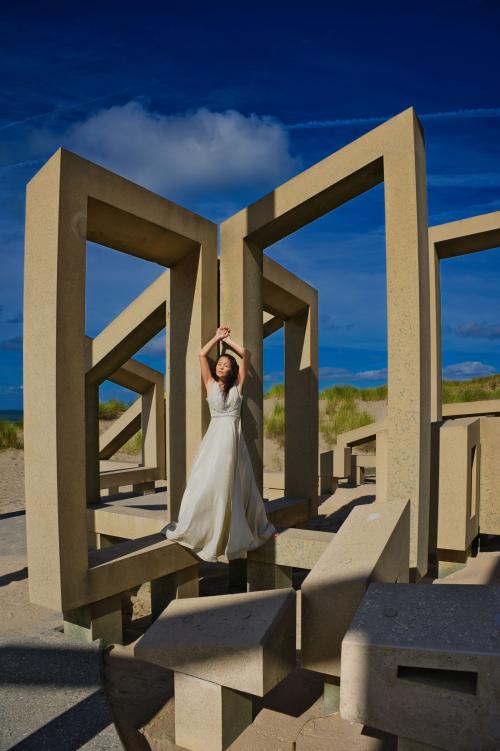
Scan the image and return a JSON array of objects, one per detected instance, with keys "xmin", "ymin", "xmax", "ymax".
[
  {"xmin": 99, "ymin": 399, "xmax": 130, "ymax": 420},
  {"xmin": 0, "ymin": 420, "xmax": 23, "ymax": 450}
]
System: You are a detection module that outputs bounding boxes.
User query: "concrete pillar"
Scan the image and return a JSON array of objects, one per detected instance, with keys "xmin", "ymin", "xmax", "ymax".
[
  {"xmin": 355, "ymin": 465, "xmax": 365, "ymax": 486},
  {"xmin": 85, "ymin": 383, "xmax": 100, "ymax": 504},
  {"xmin": 285, "ymin": 305, "xmax": 319, "ymax": 516},
  {"xmin": 319, "ymin": 451, "xmax": 337, "ymax": 495},
  {"xmin": 333, "ymin": 446, "xmax": 351, "ymax": 479},
  {"xmin": 220, "ymin": 225, "xmax": 263, "ymax": 493},
  {"xmin": 324, "ymin": 675, "xmax": 340, "ymax": 714},
  {"xmin": 151, "ymin": 565, "xmax": 199, "ymax": 620},
  {"xmin": 375, "ymin": 429, "xmax": 389, "ymax": 501},
  {"xmin": 96, "ymin": 533, "xmax": 123, "ymax": 549},
  {"xmin": 247, "ymin": 560, "xmax": 292, "ymax": 591},
  {"xmin": 133, "ymin": 481, "xmax": 156, "ymax": 495},
  {"xmin": 168, "ymin": 244, "xmax": 218, "ymax": 521},
  {"xmin": 63, "ymin": 594, "xmax": 123, "ymax": 646},
  {"xmin": 228, "ymin": 558, "xmax": 247, "ymax": 590},
  {"xmin": 175, "ymin": 672, "xmax": 253, "ymax": 751}
]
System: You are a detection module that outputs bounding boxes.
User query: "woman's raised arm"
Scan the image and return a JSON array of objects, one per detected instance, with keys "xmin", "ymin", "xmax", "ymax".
[
  {"xmin": 224, "ymin": 335, "xmax": 250, "ymax": 391},
  {"xmin": 199, "ymin": 327, "xmax": 229, "ymax": 388}
]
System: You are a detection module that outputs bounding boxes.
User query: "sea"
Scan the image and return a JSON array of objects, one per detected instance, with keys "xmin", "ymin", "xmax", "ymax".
[{"xmin": 0, "ymin": 410, "xmax": 23, "ymax": 423}]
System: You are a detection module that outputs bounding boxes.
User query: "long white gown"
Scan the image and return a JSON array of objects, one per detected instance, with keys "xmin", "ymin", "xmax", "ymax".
[{"xmin": 162, "ymin": 380, "xmax": 275, "ymax": 562}]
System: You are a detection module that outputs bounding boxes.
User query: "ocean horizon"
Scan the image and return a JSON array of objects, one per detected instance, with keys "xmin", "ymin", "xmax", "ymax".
[{"xmin": 0, "ymin": 410, "xmax": 23, "ymax": 422}]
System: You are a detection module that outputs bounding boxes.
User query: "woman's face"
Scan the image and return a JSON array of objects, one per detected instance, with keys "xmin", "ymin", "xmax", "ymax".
[{"xmin": 216, "ymin": 356, "xmax": 233, "ymax": 379}]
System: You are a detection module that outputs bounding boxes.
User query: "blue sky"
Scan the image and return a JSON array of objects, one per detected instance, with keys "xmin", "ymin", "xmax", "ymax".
[{"xmin": 1, "ymin": 1, "xmax": 500, "ymax": 407}]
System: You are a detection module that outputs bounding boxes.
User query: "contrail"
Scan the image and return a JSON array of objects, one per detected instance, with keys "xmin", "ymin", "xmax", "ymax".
[
  {"xmin": 0, "ymin": 88, "xmax": 131, "ymax": 132},
  {"xmin": 287, "ymin": 106, "xmax": 500, "ymax": 130}
]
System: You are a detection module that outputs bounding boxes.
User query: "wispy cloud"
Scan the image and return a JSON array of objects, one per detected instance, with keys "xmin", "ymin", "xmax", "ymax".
[
  {"xmin": 38, "ymin": 102, "xmax": 301, "ymax": 198},
  {"xmin": 428, "ymin": 173, "xmax": 500, "ymax": 189},
  {"xmin": 442, "ymin": 361, "xmax": 496, "ymax": 379},
  {"xmin": 0, "ymin": 336, "xmax": 22, "ymax": 351},
  {"xmin": 0, "ymin": 88, "xmax": 131, "ymax": 132},
  {"xmin": 287, "ymin": 106, "xmax": 500, "ymax": 130},
  {"xmin": 456, "ymin": 321, "xmax": 500, "ymax": 339}
]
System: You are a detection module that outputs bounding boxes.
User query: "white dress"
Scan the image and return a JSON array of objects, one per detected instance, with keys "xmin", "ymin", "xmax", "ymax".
[{"xmin": 163, "ymin": 380, "xmax": 275, "ymax": 562}]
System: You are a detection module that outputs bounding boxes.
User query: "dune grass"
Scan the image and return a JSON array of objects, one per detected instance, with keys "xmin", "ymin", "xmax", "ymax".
[
  {"xmin": 442, "ymin": 374, "xmax": 500, "ymax": 403},
  {"xmin": 264, "ymin": 400, "xmax": 285, "ymax": 447},
  {"xmin": 264, "ymin": 383, "xmax": 285, "ymax": 399},
  {"xmin": 119, "ymin": 430, "xmax": 142, "ymax": 456},
  {"xmin": 0, "ymin": 420, "xmax": 23, "ymax": 450},
  {"xmin": 99, "ymin": 399, "xmax": 130, "ymax": 420}
]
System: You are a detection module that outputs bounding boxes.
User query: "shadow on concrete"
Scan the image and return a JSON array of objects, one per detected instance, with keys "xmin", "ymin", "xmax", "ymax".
[
  {"xmin": 7, "ymin": 689, "xmax": 112, "ymax": 751},
  {"xmin": 0, "ymin": 566, "xmax": 28, "ymax": 588},
  {"xmin": 312, "ymin": 494, "xmax": 376, "ymax": 533},
  {"xmin": 0, "ymin": 509, "xmax": 25, "ymax": 521},
  {"xmin": 0, "ymin": 644, "xmax": 102, "ymax": 687}
]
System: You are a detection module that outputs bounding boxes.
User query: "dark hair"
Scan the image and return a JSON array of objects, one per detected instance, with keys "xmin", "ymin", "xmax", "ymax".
[{"xmin": 214, "ymin": 353, "xmax": 239, "ymax": 395}]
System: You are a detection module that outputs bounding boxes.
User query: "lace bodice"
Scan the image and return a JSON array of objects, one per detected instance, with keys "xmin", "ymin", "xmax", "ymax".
[{"xmin": 207, "ymin": 381, "xmax": 242, "ymax": 419}]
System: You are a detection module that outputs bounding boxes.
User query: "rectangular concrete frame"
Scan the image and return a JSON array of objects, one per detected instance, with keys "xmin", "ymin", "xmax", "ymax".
[
  {"xmin": 221, "ymin": 108, "xmax": 430, "ymax": 574},
  {"xmin": 261, "ymin": 256, "xmax": 319, "ymax": 515},
  {"xmin": 24, "ymin": 148, "xmax": 217, "ymax": 612},
  {"xmin": 429, "ymin": 210, "xmax": 500, "ymax": 423},
  {"xmin": 301, "ymin": 498, "xmax": 410, "ymax": 677},
  {"xmin": 340, "ymin": 583, "xmax": 500, "ymax": 751},
  {"xmin": 478, "ymin": 416, "xmax": 500, "ymax": 534},
  {"xmin": 97, "ymin": 355, "xmax": 166, "ymax": 490},
  {"xmin": 437, "ymin": 417, "xmax": 480, "ymax": 557}
]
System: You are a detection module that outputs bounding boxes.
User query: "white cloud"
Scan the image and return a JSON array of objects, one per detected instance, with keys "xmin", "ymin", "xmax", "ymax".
[
  {"xmin": 456, "ymin": 321, "xmax": 500, "ymax": 339},
  {"xmin": 318, "ymin": 367, "xmax": 351, "ymax": 380},
  {"xmin": 354, "ymin": 368, "xmax": 388, "ymax": 380},
  {"xmin": 442, "ymin": 361, "xmax": 496, "ymax": 379},
  {"xmin": 428, "ymin": 173, "xmax": 500, "ymax": 189},
  {"xmin": 42, "ymin": 101, "xmax": 300, "ymax": 197},
  {"xmin": 137, "ymin": 331, "xmax": 166, "ymax": 356}
]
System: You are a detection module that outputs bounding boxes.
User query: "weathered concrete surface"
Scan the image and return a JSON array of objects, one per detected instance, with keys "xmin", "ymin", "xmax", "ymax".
[
  {"xmin": 135, "ymin": 588, "xmax": 296, "ymax": 697},
  {"xmin": 341, "ymin": 583, "xmax": 500, "ymax": 751},
  {"xmin": 302, "ymin": 499, "xmax": 410, "ymax": 677},
  {"xmin": 0, "ymin": 512, "xmax": 122, "ymax": 750}
]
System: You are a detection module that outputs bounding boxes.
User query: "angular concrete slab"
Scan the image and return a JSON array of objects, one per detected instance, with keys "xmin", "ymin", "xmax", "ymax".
[
  {"xmin": 301, "ymin": 499, "xmax": 410, "ymax": 677},
  {"xmin": 341, "ymin": 583, "xmax": 500, "ymax": 751},
  {"xmin": 135, "ymin": 588, "xmax": 296, "ymax": 697}
]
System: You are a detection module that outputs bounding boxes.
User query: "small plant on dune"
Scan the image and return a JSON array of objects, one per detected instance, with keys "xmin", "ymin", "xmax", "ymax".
[
  {"xmin": 120, "ymin": 430, "xmax": 142, "ymax": 456},
  {"xmin": 264, "ymin": 400, "xmax": 285, "ymax": 447},
  {"xmin": 264, "ymin": 383, "xmax": 285, "ymax": 399},
  {"xmin": 99, "ymin": 399, "xmax": 129, "ymax": 420},
  {"xmin": 320, "ymin": 396, "xmax": 374, "ymax": 446},
  {"xmin": 0, "ymin": 420, "xmax": 23, "ymax": 450}
]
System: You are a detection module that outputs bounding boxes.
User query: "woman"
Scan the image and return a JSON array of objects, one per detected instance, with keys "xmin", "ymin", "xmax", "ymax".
[{"xmin": 162, "ymin": 326, "xmax": 275, "ymax": 562}]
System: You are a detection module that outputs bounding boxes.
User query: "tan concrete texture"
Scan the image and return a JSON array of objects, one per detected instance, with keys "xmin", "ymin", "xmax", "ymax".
[
  {"xmin": 301, "ymin": 499, "xmax": 410, "ymax": 677},
  {"xmin": 437, "ymin": 417, "xmax": 480, "ymax": 556},
  {"xmin": 479, "ymin": 416, "xmax": 500, "ymax": 534},
  {"xmin": 340, "ymin": 583, "xmax": 500, "ymax": 751},
  {"xmin": 248, "ymin": 527, "xmax": 335, "ymax": 569},
  {"xmin": 174, "ymin": 672, "xmax": 253, "ymax": 751},
  {"xmin": 135, "ymin": 588, "xmax": 296, "ymax": 697},
  {"xmin": 221, "ymin": 108, "xmax": 430, "ymax": 576}
]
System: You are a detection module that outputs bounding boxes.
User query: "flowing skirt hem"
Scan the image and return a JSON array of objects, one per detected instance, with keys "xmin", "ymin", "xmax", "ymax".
[{"xmin": 163, "ymin": 524, "xmax": 276, "ymax": 563}]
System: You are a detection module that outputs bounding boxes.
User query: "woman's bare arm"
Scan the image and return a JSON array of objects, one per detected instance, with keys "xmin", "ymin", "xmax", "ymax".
[
  {"xmin": 224, "ymin": 335, "xmax": 250, "ymax": 390},
  {"xmin": 199, "ymin": 328, "xmax": 229, "ymax": 389}
]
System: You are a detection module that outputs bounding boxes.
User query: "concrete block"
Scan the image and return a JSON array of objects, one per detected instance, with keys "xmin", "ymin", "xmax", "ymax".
[
  {"xmin": 135, "ymin": 588, "xmax": 296, "ymax": 697},
  {"xmin": 151, "ymin": 564, "xmax": 199, "ymax": 620},
  {"xmin": 247, "ymin": 561, "xmax": 293, "ymax": 591},
  {"xmin": 63, "ymin": 593, "xmax": 123, "ymax": 646},
  {"xmin": 174, "ymin": 672, "xmax": 253, "ymax": 751},
  {"xmin": 301, "ymin": 499, "xmax": 410, "ymax": 677},
  {"xmin": 437, "ymin": 417, "xmax": 480, "ymax": 558},
  {"xmin": 334, "ymin": 446, "xmax": 352, "ymax": 478},
  {"xmin": 479, "ymin": 416, "xmax": 500, "ymax": 534},
  {"xmin": 249, "ymin": 527, "xmax": 335, "ymax": 569},
  {"xmin": 341, "ymin": 583, "xmax": 500, "ymax": 751}
]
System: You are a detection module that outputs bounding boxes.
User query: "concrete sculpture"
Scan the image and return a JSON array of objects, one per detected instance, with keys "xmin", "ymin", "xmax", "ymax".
[{"xmin": 23, "ymin": 107, "xmax": 500, "ymax": 749}]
